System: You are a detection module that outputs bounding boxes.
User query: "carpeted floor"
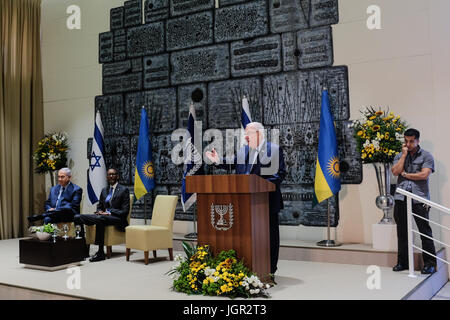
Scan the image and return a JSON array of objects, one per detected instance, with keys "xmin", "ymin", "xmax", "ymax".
[{"xmin": 0, "ymin": 238, "xmax": 430, "ymax": 300}]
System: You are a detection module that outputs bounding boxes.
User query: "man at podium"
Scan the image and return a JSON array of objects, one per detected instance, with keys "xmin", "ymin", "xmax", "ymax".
[{"xmin": 205, "ymin": 122, "xmax": 286, "ymax": 277}]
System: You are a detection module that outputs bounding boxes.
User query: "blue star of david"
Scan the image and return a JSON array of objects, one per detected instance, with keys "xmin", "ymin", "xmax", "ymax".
[{"xmin": 90, "ymin": 151, "xmax": 102, "ymax": 171}]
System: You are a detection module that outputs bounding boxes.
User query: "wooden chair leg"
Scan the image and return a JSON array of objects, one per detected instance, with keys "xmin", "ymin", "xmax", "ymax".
[
  {"xmin": 153, "ymin": 250, "xmax": 157, "ymax": 258},
  {"xmin": 168, "ymin": 248, "xmax": 173, "ymax": 261},
  {"xmin": 106, "ymin": 246, "xmax": 112, "ymax": 259},
  {"xmin": 144, "ymin": 251, "xmax": 149, "ymax": 265},
  {"xmin": 126, "ymin": 248, "xmax": 130, "ymax": 261}
]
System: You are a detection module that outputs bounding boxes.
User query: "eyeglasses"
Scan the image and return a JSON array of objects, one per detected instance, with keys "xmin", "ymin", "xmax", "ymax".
[{"xmin": 107, "ymin": 173, "xmax": 118, "ymax": 176}]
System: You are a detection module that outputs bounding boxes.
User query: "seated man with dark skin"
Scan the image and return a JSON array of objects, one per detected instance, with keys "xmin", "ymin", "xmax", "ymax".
[{"xmin": 75, "ymin": 168, "xmax": 130, "ymax": 262}]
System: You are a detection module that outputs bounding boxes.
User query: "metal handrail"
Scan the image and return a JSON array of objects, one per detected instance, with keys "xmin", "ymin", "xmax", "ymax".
[{"xmin": 395, "ymin": 188, "xmax": 450, "ymax": 277}]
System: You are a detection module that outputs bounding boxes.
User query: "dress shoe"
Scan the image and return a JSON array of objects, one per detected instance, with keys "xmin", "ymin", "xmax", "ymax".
[
  {"xmin": 27, "ymin": 215, "xmax": 41, "ymax": 223},
  {"xmin": 421, "ymin": 265, "xmax": 436, "ymax": 275},
  {"xmin": 89, "ymin": 252, "xmax": 106, "ymax": 262},
  {"xmin": 392, "ymin": 264, "xmax": 409, "ymax": 272}
]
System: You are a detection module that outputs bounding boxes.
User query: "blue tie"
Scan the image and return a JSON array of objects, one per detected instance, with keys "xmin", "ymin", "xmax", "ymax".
[
  {"xmin": 56, "ymin": 187, "xmax": 65, "ymax": 209},
  {"xmin": 105, "ymin": 187, "xmax": 113, "ymax": 208}
]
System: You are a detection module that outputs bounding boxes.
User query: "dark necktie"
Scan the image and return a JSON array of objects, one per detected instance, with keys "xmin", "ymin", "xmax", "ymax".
[{"xmin": 105, "ymin": 187, "xmax": 113, "ymax": 208}]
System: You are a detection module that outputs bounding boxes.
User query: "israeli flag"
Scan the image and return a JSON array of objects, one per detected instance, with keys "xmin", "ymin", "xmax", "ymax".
[
  {"xmin": 181, "ymin": 102, "xmax": 203, "ymax": 212},
  {"xmin": 241, "ymin": 95, "xmax": 252, "ymax": 129},
  {"xmin": 87, "ymin": 112, "xmax": 107, "ymax": 204}
]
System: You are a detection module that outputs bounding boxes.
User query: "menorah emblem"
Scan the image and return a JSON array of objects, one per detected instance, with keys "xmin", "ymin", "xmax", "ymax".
[{"xmin": 210, "ymin": 203, "xmax": 234, "ymax": 231}]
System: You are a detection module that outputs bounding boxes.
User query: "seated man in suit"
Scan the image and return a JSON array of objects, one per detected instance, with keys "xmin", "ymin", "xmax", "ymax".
[
  {"xmin": 28, "ymin": 168, "xmax": 82, "ymax": 225},
  {"xmin": 205, "ymin": 122, "xmax": 286, "ymax": 279},
  {"xmin": 74, "ymin": 168, "xmax": 130, "ymax": 262}
]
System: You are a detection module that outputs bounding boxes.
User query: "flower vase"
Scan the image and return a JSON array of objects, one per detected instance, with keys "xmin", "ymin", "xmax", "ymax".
[{"xmin": 373, "ymin": 162, "xmax": 395, "ymax": 224}]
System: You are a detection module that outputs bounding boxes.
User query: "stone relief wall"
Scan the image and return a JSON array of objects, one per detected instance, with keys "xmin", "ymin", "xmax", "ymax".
[{"xmin": 93, "ymin": 0, "xmax": 362, "ymax": 226}]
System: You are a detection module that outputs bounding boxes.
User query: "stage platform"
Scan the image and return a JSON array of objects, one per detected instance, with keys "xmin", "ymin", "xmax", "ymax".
[{"xmin": 0, "ymin": 237, "xmax": 447, "ymax": 300}]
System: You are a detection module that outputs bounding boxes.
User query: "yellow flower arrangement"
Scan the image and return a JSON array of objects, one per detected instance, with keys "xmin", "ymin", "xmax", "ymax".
[
  {"xmin": 353, "ymin": 107, "xmax": 407, "ymax": 164},
  {"xmin": 168, "ymin": 242, "xmax": 271, "ymax": 298},
  {"xmin": 33, "ymin": 132, "xmax": 69, "ymax": 174}
]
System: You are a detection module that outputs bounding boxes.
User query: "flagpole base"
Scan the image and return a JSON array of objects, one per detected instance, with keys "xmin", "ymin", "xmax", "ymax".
[
  {"xmin": 184, "ymin": 232, "xmax": 197, "ymax": 239},
  {"xmin": 316, "ymin": 240, "xmax": 341, "ymax": 247}
]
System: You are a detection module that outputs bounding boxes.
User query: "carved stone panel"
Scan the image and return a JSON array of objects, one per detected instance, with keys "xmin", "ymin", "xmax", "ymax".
[
  {"xmin": 104, "ymin": 136, "xmax": 132, "ymax": 185},
  {"xmin": 124, "ymin": 0, "xmax": 142, "ymax": 28},
  {"xmin": 125, "ymin": 89, "xmax": 177, "ymax": 135},
  {"xmin": 178, "ymin": 83, "xmax": 207, "ymax": 128},
  {"xmin": 215, "ymin": 0, "xmax": 268, "ymax": 42},
  {"xmin": 147, "ymin": 88, "xmax": 177, "ymax": 133},
  {"xmin": 280, "ymin": 185, "xmax": 338, "ymax": 226},
  {"xmin": 110, "ymin": 7, "xmax": 124, "ymax": 30},
  {"xmin": 132, "ymin": 58, "xmax": 143, "ymax": 72},
  {"xmin": 281, "ymin": 32, "xmax": 299, "ymax": 71},
  {"xmin": 94, "ymin": 95, "xmax": 124, "ymax": 137},
  {"xmin": 263, "ymin": 66, "xmax": 349, "ymax": 125},
  {"xmin": 166, "ymin": 11, "xmax": 213, "ymax": 51},
  {"xmin": 219, "ymin": 0, "xmax": 246, "ymax": 6},
  {"xmin": 335, "ymin": 121, "xmax": 363, "ymax": 184},
  {"xmin": 102, "ymin": 60, "xmax": 132, "ymax": 77},
  {"xmin": 113, "ymin": 29, "xmax": 127, "ymax": 61},
  {"xmin": 170, "ymin": 44, "xmax": 230, "ymax": 85},
  {"xmin": 102, "ymin": 72, "xmax": 142, "ymax": 94},
  {"xmin": 170, "ymin": 0, "xmax": 214, "ymax": 17},
  {"xmin": 145, "ymin": 0, "xmax": 169, "ymax": 23},
  {"xmin": 269, "ymin": 0, "xmax": 338, "ymax": 33},
  {"xmin": 208, "ymin": 77, "xmax": 262, "ymax": 129},
  {"xmin": 143, "ymin": 54, "xmax": 170, "ymax": 89},
  {"xmin": 127, "ymin": 22, "xmax": 165, "ymax": 58},
  {"xmin": 231, "ymin": 34, "xmax": 281, "ymax": 77},
  {"xmin": 152, "ymin": 134, "xmax": 183, "ymax": 184},
  {"xmin": 297, "ymin": 26, "xmax": 333, "ymax": 69},
  {"xmin": 99, "ymin": 32, "xmax": 113, "ymax": 63}
]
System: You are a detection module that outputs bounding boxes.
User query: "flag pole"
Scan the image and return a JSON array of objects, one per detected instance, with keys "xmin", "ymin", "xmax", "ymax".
[
  {"xmin": 317, "ymin": 198, "xmax": 341, "ymax": 247},
  {"xmin": 144, "ymin": 193, "xmax": 147, "ymax": 225},
  {"xmin": 184, "ymin": 202, "xmax": 197, "ymax": 239}
]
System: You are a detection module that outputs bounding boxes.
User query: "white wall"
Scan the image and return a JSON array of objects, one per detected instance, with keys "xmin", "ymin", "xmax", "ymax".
[{"xmin": 41, "ymin": 0, "xmax": 450, "ymax": 269}]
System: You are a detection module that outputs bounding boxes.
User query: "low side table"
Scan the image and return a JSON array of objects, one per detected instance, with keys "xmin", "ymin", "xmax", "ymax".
[{"xmin": 19, "ymin": 237, "xmax": 86, "ymax": 271}]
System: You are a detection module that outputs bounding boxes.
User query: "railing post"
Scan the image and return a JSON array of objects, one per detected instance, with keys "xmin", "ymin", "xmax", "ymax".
[{"xmin": 406, "ymin": 196, "xmax": 416, "ymax": 278}]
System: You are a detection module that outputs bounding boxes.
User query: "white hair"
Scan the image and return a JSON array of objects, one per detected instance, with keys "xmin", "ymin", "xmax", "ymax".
[
  {"xmin": 59, "ymin": 167, "xmax": 72, "ymax": 177},
  {"xmin": 246, "ymin": 122, "xmax": 264, "ymax": 131}
]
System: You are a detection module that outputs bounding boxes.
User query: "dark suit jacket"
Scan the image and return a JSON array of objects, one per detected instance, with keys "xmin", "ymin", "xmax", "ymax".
[
  {"xmin": 218, "ymin": 142, "xmax": 286, "ymax": 214},
  {"xmin": 45, "ymin": 182, "xmax": 83, "ymax": 215},
  {"xmin": 96, "ymin": 184, "xmax": 130, "ymax": 231}
]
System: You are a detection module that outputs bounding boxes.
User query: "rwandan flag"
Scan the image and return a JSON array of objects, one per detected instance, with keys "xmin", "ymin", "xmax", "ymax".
[
  {"xmin": 134, "ymin": 107, "xmax": 155, "ymax": 200},
  {"xmin": 313, "ymin": 89, "xmax": 341, "ymax": 205}
]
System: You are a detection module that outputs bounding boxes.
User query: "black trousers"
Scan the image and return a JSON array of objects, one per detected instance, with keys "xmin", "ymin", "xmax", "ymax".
[
  {"xmin": 269, "ymin": 210, "xmax": 280, "ymax": 275},
  {"xmin": 30, "ymin": 210, "xmax": 74, "ymax": 225},
  {"xmin": 394, "ymin": 200, "xmax": 437, "ymax": 267},
  {"xmin": 74, "ymin": 214, "xmax": 121, "ymax": 248}
]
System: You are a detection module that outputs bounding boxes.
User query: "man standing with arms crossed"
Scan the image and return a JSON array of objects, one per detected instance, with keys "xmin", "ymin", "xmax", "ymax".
[{"xmin": 391, "ymin": 128, "xmax": 437, "ymax": 274}]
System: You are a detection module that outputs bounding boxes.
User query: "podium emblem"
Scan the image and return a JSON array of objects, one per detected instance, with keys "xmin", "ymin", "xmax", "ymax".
[{"xmin": 210, "ymin": 203, "xmax": 234, "ymax": 231}]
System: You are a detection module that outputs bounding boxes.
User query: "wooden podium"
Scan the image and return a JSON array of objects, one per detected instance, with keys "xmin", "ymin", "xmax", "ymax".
[{"xmin": 186, "ymin": 174, "xmax": 275, "ymax": 280}]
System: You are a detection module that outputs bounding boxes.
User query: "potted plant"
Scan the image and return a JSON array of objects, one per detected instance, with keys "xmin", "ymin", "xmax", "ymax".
[
  {"xmin": 168, "ymin": 242, "xmax": 272, "ymax": 299},
  {"xmin": 29, "ymin": 224, "xmax": 60, "ymax": 241}
]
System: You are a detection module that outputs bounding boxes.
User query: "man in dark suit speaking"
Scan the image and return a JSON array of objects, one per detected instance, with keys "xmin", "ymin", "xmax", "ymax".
[
  {"xmin": 205, "ymin": 122, "xmax": 286, "ymax": 278},
  {"xmin": 28, "ymin": 168, "xmax": 82, "ymax": 225},
  {"xmin": 75, "ymin": 168, "xmax": 130, "ymax": 262}
]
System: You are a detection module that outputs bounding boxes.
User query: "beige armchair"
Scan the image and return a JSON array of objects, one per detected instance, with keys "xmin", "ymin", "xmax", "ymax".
[
  {"xmin": 85, "ymin": 194, "xmax": 133, "ymax": 258},
  {"xmin": 125, "ymin": 195, "xmax": 178, "ymax": 265}
]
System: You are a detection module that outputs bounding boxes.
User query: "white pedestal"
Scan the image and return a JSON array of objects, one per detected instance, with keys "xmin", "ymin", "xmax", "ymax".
[{"xmin": 372, "ymin": 223, "xmax": 398, "ymax": 252}]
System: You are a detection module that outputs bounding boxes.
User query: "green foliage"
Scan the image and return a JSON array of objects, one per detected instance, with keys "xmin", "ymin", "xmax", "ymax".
[
  {"xmin": 353, "ymin": 107, "xmax": 407, "ymax": 164},
  {"xmin": 168, "ymin": 244, "xmax": 272, "ymax": 299},
  {"xmin": 29, "ymin": 223, "xmax": 59, "ymax": 234}
]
